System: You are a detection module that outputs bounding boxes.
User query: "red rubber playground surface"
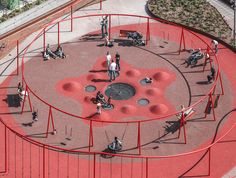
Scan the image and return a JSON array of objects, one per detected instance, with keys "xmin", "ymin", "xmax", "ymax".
[{"xmin": 0, "ymin": 14, "xmax": 236, "ymax": 178}]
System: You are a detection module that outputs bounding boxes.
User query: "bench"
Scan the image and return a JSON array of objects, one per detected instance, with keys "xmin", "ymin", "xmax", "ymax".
[
  {"xmin": 119, "ymin": 30, "xmax": 137, "ymax": 37},
  {"xmin": 176, "ymin": 108, "xmax": 195, "ymax": 120}
]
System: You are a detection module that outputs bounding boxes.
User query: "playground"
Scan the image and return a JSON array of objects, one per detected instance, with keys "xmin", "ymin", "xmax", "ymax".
[{"xmin": 0, "ymin": 1, "xmax": 236, "ymax": 178}]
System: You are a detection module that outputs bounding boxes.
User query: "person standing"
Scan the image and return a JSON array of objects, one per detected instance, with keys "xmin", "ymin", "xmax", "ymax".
[
  {"xmin": 106, "ymin": 51, "xmax": 111, "ymax": 71},
  {"xmin": 109, "ymin": 60, "xmax": 117, "ymax": 82},
  {"xmin": 211, "ymin": 40, "xmax": 218, "ymax": 54},
  {"xmin": 115, "ymin": 52, "xmax": 120, "ymax": 71}
]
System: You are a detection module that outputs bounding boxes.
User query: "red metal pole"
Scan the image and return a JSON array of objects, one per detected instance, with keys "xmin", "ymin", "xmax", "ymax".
[
  {"xmin": 93, "ymin": 154, "xmax": 96, "ymax": 178},
  {"xmin": 58, "ymin": 22, "xmax": 60, "ymax": 47},
  {"xmin": 146, "ymin": 158, "xmax": 148, "ymax": 178},
  {"xmin": 108, "ymin": 15, "xmax": 111, "ymax": 41},
  {"xmin": 219, "ymin": 72, "xmax": 224, "ymax": 95},
  {"xmin": 46, "ymin": 106, "xmax": 52, "ymax": 138},
  {"xmin": 182, "ymin": 28, "xmax": 186, "ymax": 50},
  {"xmin": 177, "ymin": 111, "xmax": 184, "ymax": 138},
  {"xmin": 70, "ymin": 5, "xmax": 73, "ymax": 32},
  {"xmin": 26, "ymin": 86, "xmax": 32, "ymax": 112},
  {"xmin": 182, "ymin": 115, "xmax": 187, "ymax": 144},
  {"xmin": 208, "ymin": 148, "xmax": 211, "ymax": 176},
  {"xmin": 50, "ymin": 108, "xmax": 55, "ymax": 131},
  {"xmin": 43, "ymin": 146, "xmax": 46, "ymax": 178},
  {"xmin": 89, "ymin": 120, "xmax": 93, "ymax": 152},
  {"xmin": 137, "ymin": 122, "xmax": 141, "ymax": 155},
  {"xmin": 43, "ymin": 28, "xmax": 46, "ymax": 52},
  {"xmin": 178, "ymin": 29, "xmax": 183, "ymax": 54},
  {"xmin": 100, "ymin": 0, "xmax": 102, "ymax": 10},
  {"xmin": 0, "ymin": 125, "xmax": 7, "ymax": 174},
  {"xmin": 210, "ymin": 93, "xmax": 216, "ymax": 121},
  {"xmin": 21, "ymin": 88, "xmax": 27, "ymax": 114},
  {"xmin": 146, "ymin": 18, "xmax": 150, "ymax": 45},
  {"xmin": 17, "ymin": 40, "xmax": 19, "ymax": 75}
]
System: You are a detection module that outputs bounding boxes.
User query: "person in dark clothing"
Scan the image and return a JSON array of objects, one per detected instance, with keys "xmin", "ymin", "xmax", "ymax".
[
  {"xmin": 115, "ymin": 52, "xmax": 120, "ymax": 71},
  {"xmin": 207, "ymin": 66, "xmax": 216, "ymax": 83}
]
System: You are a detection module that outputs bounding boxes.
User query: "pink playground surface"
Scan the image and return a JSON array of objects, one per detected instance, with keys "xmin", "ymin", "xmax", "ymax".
[{"xmin": 0, "ymin": 14, "xmax": 236, "ymax": 178}]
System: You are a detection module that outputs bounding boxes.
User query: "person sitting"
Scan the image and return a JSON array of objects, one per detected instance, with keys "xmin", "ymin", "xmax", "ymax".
[
  {"xmin": 46, "ymin": 44, "xmax": 57, "ymax": 59},
  {"xmin": 17, "ymin": 82, "xmax": 23, "ymax": 93},
  {"xmin": 176, "ymin": 105, "xmax": 194, "ymax": 119},
  {"xmin": 32, "ymin": 110, "xmax": 38, "ymax": 121},
  {"xmin": 104, "ymin": 34, "xmax": 113, "ymax": 47},
  {"xmin": 18, "ymin": 89, "xmax": 28, "ymax": 101},
  {"xmin": 108, "ymin": 137, "xmax": 122, "ymax": 151},
  {"xmin": 43, "ymin": 51, "xmax": 50, "ymax": 61},
  {"xmin": 55, "ymin": 46, "xmax": 66, "ymax": 59},
  {"xmin": 207, "ymin": 66, "xmax": 216, "ymax": 83},
  {"xmin": 96, "ymin": 91, "xmax": 106, "ymax": 104},
  {"xmin": 145, "ymin": 77, "xmax": 153, "ymax": 84}
]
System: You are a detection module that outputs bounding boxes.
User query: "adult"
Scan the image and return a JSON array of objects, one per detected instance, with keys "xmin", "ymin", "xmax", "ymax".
[
  {"xmin": 109, "ymin": 60, "xmax": 117, "ymax": 82},
  {"xmin": 55, "ymin": 46, "xmax": 66, "ymax": 59},
  {"xmin": 211, "ymin": 40, "xmax": 218, "ymax": 54},
  {"xmin": 46, "ymin": 44, "xmax": 57, "ymax": 59},
  {"xmin": 115, "ymin": 52, "xmax": 120, "ymax": 71},
  {"xmin": 106, "ymin": 51, "xmax": 111, "ymax": 70},
  {"xmin": 100, "ymin": 15, "xmax": 108, "ymax": 38}
]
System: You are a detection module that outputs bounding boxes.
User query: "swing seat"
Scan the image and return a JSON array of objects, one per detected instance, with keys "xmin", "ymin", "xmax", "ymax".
[{"xmin": 119, "ymin": 30, "xmax": 137, "ymax": 37}]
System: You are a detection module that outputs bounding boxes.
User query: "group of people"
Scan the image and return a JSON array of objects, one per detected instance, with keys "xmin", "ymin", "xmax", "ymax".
[
  {"xmin": 43, "ymin": 44, "xmax": 66, "ymax": 60},
  {"xmin": 106, "ymin": 51, "xmax": 120, "ymax": 82}
]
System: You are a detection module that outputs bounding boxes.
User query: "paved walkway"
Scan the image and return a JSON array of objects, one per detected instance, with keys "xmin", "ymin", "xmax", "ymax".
[{"xmin": 0, "ymin": 0, "xmax": 71, "ymax": 35}]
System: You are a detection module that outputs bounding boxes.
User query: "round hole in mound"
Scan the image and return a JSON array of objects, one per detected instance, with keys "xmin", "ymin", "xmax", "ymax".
[
  {"xmin": 62, "ymin": 82, "xmax": 81, "ymax": 92},
  {"xmin": 85, "ymin": 85, "xmax": 96, "ymax": 92},
  {"xmin": 125, "ymin": 69, "xmax": 141, "ymax": 77},
  {"xmin": 120, "ymin": 105, "xmax": 137, "ymax": 114},
  {"xmin": 105, "ymin": 83, "xmax": 136, "ymax": 100},
  {"xmin": 137, "ymin": 98, "xmax": 150, "ymax": 106},
  {"xmin": 153, "ymin": 71, "xmax": 170, "ymax": 81},
  {"xmin": 140, "ymin": 78, "xmax": 152, "ymax": 86},
  {"xmin": 149, "ymin": 104, "xmax": 168, "ymax": 114}
]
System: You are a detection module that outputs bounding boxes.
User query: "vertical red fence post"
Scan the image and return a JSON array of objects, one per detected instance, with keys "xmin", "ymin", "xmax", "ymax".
[
  {"xmin": 58, "ymin": 22, "xmax": 60, "ymax": 47},
  {"xmin": 70, "ymin": 5, "xmax": 73, "ymax": 32},
  {"xmin": 43, "ymin": 146, "xmax": 46, "ymax": 178},
  {"xmin": 89, "ymin": 120, "xmax": 94, "ymax": 152},
  {"xmin": 146, "ymin": 17, "xmax": 150, "ymax": 45},
  {"xmin": 0, "ymin": 125, "xmax": 7, "ymax": 174},
  {"xmin": 108, "ymin": 15, "xmax": 111, "ymax": 41},
  {"xmin": 93, "ymin": 154, "xmax": 96, "ymax": 178},
  {"xmin": 179, "ymin": 28, "xmax": 186, "ymax": 54},
  {"xmin": 177, "ymin": 111, "xmax": 184, "ymax": 138},
  {"xmin": 17, "ymin": 40, "xmax": 19, "ymax": 75},
  {"xmin": 146, "ymin": 157, "xmax": 148, "ymax": 178},
  {"xmin": 100, "ymin": 0, "xmax": 102, "ymax": 10},
  {"xmin": 137, "ymin": 121, "xmax": 141, "ymax": 155}
]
